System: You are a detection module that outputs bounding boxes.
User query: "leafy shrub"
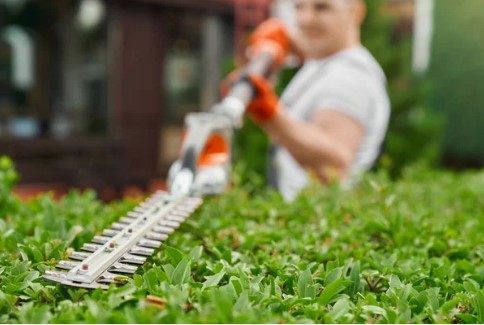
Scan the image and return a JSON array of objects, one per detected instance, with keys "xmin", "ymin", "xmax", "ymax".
[
  {"xmin": 1, "ymin": 158, "xmax": 484, "ymax": 323},
  {"xmin": 362, "ymin": 0, "xmax": 444, "ymax": 177},
  {"xmin": 429, "ymin": 0, "xmax": 484, "ymax": 167}
]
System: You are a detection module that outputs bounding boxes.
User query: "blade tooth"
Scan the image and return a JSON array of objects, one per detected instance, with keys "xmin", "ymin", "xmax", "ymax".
[
  {"xmin": 166, "ymin": 215, "xmax": 187, "ymax": 223},
  {"xmin": 119, "ymin": 216, "xmax": 137, "ymax": 224},
  {"xmin": 152, "ymin": 194, "xmax": 164, "ymax": 202},
  {"xmin": 159, "ymin": 220, "xmax": 180, "ymax": 228},
  {"xmin": 146, "ymin": 198, "xmax": 159, "ymax": 204},
  {"xmin": 43, "ymin": 270, "xmax": 68, "ymax": 284},
  {"xmin": 177, "ymin": 204, "xmax": 194, "ymax": 210},
  {"xmin": 172, "ymin": 208, "xmax": 192, "ymax": 215},
  {"xmin": 182, "ymin": 203, "xmax": 202, "ymax": 211},
  {"xmin": 133, "ymin": 206, "xmax": 148, "ymax": 213},
  {"xmin": 92, "ymin": 236, "xmax": 111, "ymax": 245},
  {"xmin": 137, "ymin": 239, "xmax": 162, "ymax": 249},
  {"xmin": 97, "ymin": 271, "xmax": 129, "ymax": 284},
  {"xmin": 151, "ymin": 192, "xmax": 169, "ymax": 201},
  {"xmin": 43, "ymin": 271, "xmax": 109, "ymax": 289},
  {"xmin": 102, "ymin": 229, "xmax": 119, "ymax": 237},
  {"xmin": 63, "ymin": 280, "xmax": 109, "ymax": 290},
  {"xmin": 139, "ymin": 201, "xmax": 155, "ymax": 208},
  {"xmin": 111, "ymin": 222, "xmax": 126, "ymax": 230},
  {"xmin": 186, "ymin": 197, "xmax": 203, "ymax": 205},
  {"xmin": 109, "ymin": 262, "xmax": 138, "ymax": 274},
  {"xmin": 129, "ymin": 245, "xmax": 155, "ymax": 256},
  {"xmin": 151, "ymin": 225, "xmax": 175, "ymax": 235},
  {"xmin": 81, "ymin": 243, "xmax": 102, "ymax": 252},
  {"xmin": 145, "ymin": 232, "xmax": 169, "ymax": 242},
  {"xmin": 144, "ymin": 199, "xmax": 160, "ymax": 207},
  {"xmin": 45, "ymin": 270, "xmax": 68, "ymax": 278},
  {"xmin": 177, "ymin": 202, "xmax": 198, "ymax": 210},
  {"xmin": 145, "ymin": 194, "xmax": 159, "ymax": 201},
  {"xmin": 44, "ymin": 271, "xmax": 109, "ymax": 290},
  {"xmin": 56, "ymin": 260, "xmax": 79, "ymax": 270},
  {"xmin": 119, "ymin": 253, "xmax": 147, "ymax": 265},
  {"xmin": 169, "ymin": 212, "xmax": 190, "ymax": 220},
  {"xmin": 68, "ymin": 251, "xmax": 92, "ymax": 261},
  {"xmin": 153, "ymin": 190, "xmax": 168, "ymax": 197},
  {"xmin": 127, "ymin": 211, "xmax": 142, "ymax": 218}
]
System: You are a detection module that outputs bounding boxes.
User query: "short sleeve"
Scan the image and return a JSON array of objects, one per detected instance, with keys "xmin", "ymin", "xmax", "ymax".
[{"xmin": 312, "ymin": 66, "xmax": 374, "ymax": 126}]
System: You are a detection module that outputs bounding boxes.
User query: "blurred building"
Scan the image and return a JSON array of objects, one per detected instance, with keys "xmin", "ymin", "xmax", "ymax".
[{"xmin": 0, "ymin": 0, "xmax": 270, "ymax": 192}]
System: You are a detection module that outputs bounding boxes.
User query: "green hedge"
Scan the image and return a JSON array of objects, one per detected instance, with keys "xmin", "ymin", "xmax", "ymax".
[
  {"xmin": 1, "ymin": 157, "xmax": 483, "ymax": 323},
  {"xmin": 429, "ymin": 0, "xmax": 484, "ymax": 166}
]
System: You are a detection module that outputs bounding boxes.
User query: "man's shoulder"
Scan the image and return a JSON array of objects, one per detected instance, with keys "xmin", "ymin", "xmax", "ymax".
[{"xmin": 327, "ymin": 47, "xmax": 386, "ymax": 83}]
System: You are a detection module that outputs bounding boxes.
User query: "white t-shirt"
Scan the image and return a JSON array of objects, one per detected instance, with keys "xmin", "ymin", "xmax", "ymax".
[{"xmin": 270, "ymin": 46, "xmax": 390, "ymax": 201}]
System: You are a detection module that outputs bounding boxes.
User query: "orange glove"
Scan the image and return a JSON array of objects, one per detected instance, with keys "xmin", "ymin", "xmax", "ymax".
[
  {"xmin": 249, "ymin": 19, "xmax": 290, "ymax": 66},
  {"xmin": 246, "ymin": 74, "xmax": 280, "ymax": 123}
]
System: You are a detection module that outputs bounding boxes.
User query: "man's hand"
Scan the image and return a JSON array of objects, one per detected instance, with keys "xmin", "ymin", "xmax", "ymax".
[
  {"xmin": 246, "ymin": 74, "xmax": 280, "ymax": 123},
  {"xmin": 249, "ymin": 19, "xmax": 290, "ymax": 66},
  {"xmin": 219, "ymin": 72, "xmax": 279, "ymax": 124}
]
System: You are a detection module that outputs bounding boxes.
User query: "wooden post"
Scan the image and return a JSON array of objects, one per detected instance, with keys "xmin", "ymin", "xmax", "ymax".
[{"xmin": 107, "ymin": 0, "xmax": 165, "ymax": 186}]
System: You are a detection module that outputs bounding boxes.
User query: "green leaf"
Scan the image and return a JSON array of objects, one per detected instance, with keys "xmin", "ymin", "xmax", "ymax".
[
  {"xmin": 171, "ymin": 258, "xmax": 191, "ymax": 285},
  {"xmin": 318, "ymin": 278, "xmax": 349, "ymax": 306},
  {"xmin": 162, "ymin": 244, "xmax": 185, "ymax": 265},
  {"xmin": 325, "ymin": 267, "xmax": 342, "ymax": 285},
  {"xmin": 441, "ymin": 298, "xmax": 460, "ymax": 313},
  {"xmin": 112, "ymin": 283, "xmax": 136, "ymax": 298},
  {"xmin": 10, "ymin": 261, "xmax": 29, "ymax": 276},
  {"xmin": 230, "ymin": 276, "xmax": 243, "ymax": 295},
  {"xmin": 188, "ymin": 246, "xmax": 203, "ymax": 261},
  {"xmin": 133, "ymin": 274, "xmax": 143, "ymax": 287},
  {"xmin": 162, "ymin": 264, "xmax": 175, "ymax": 280},
  {"xmin": 348, "ymin": 261, "xmax": 360, "ymax": 297},
  {"xmin": 417, "ymin": 288, "xmax": 440, "ymax": 313},
  {"xmin": 18, "ymin": 304, "xmax": 52, "ymax": 324},
  {"xmin": 233, "ymin": 291, "xmax": 250, "ymax": 312},
  {"xmin": 297, "ymin": 268, "xmax": 315, "ymax": 299},
  {"xmin": 143, "ymin": 269, "xmax": 160, "ymax": 293},
  {"xmin": 213, "ymin": 288, "xmax": 233, "ymax": 323},
  {"xmin": 327, "ymin": 298, "xmax": 350, "ymax": 320},
  {"xmin": 85, "ymin": 298, "xmax": 100, "ymax": 319},
  {"xmin": 202, "ymin": 270, "xmax": 226, "ymax": 290},
  {"xmin": 473, "ymin": 291, "xmax": 484, "ymax": 323},
  {"xmin": 464, "ymin": 279, "xmax": 480, "ymax": 293},
  {"xmin": 456, "ymin": 313, "xmax": 477, "ymax": 324},
  {"xmin": 362, "ymin": 305, "xmax": 388, "ymax": 320}
]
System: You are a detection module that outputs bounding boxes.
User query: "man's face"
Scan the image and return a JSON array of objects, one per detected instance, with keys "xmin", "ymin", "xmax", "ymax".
[{"xmin": 293, "ymin": 0, "xmax": 359, "ymax": 59}]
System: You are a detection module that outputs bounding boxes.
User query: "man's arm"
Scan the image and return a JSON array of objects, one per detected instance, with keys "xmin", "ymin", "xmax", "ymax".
[{"xmin": 261, "ymin": 106, "xmax": 364, "ymax": 184}]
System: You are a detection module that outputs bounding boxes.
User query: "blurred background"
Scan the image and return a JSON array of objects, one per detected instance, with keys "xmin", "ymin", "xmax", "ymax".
[{"xmin": 0, "ymin": 0, "xmax": 482, "ymax": 200}]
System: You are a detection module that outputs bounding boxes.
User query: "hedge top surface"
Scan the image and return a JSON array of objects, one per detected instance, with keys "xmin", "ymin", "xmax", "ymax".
[{"xmin": 1, "ymin": 158, "xmax": 483, "ymax": 324}]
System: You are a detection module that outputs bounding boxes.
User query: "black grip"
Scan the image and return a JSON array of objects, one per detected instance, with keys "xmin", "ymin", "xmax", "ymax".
[{"xmin": 181, "ymin": 146, "xmax": 196, "ymax": 173}]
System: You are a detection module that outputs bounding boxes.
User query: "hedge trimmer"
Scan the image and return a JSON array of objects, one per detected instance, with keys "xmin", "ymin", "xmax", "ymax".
[{"xmin": 43, "ymin": 51, "xmax": 276, "ymax": 289}]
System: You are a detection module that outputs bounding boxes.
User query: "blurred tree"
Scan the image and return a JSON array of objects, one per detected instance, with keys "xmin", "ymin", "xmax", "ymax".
[
  {"xmin": 428, "ymin": 0, "xmax": 484, "ymax": 169},
  {"xmin": 361, "ymin": 0, "xmax": 442, "ymax": 178}
]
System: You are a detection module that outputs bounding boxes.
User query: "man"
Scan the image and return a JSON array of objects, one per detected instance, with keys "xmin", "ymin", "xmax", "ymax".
[{"xmin": 241, "ymin": 0, "xmax": 390, "ymax": 201}]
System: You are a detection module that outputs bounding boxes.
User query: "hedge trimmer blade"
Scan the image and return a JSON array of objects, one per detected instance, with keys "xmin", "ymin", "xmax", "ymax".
[
  {"xmin": 43, "ymin": 51, "xmax": 277, "ymax": 290},
  {"xmin": 43, "ymin": 191, "xmax": 202, "ymax": 289}
]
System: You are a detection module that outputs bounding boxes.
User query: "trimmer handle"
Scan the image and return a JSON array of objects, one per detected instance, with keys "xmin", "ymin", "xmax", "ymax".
[{"xmin": 212, "ymin": 50, "xmax": 276, "ymax": 128}]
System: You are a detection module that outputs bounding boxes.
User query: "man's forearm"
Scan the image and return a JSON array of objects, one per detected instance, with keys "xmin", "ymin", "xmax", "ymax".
[{"xmin": 259, "ymin": 108, "xmax": 354, "ymax": 177}]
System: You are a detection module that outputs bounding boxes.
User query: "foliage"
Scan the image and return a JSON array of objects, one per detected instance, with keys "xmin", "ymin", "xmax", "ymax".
[
  {"xmin": 428, "ymin": 0, "xmax": 484, "ymax": 167},
  {"xmin": 362, "ymin": 0, "xmax": 444, "ymax": 177},
  {"xmin": 1, "ymin": 158, "xmax": 484, "ymax": 323}
]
